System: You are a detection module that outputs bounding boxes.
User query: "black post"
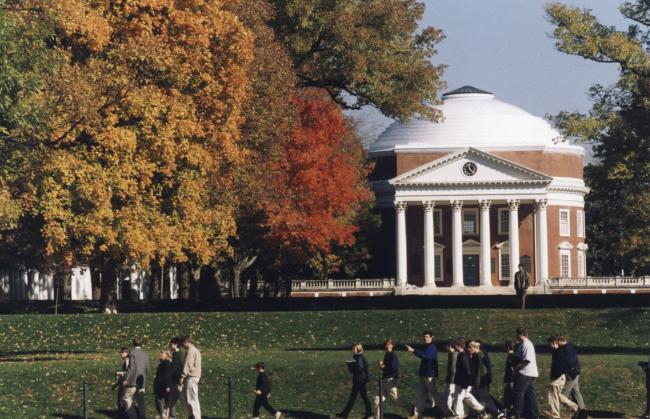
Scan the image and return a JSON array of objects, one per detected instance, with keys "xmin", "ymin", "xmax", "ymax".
[
  {"xmin": 377, "ymin": 377, "xmax": 383, "ymax": 419},
  {"xmin": 82, "ymin": 381, "xmax": 88, "ymax": 419},
  {"xmin": 228, "ymin": 376, "xmax": 233, "ymax": 419}
]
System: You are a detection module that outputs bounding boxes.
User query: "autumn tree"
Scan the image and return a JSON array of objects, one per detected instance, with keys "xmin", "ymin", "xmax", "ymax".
[
  {"xmin": 1, "ymin": 0, "xmax": 253, "ymax": 310},
  {"xmin": 546, "ymin": 1, "xmax": 650, "ymax": 275},
  {"xmin": 272, "ymin": 0, "xmax": 446, "ymax": 121}
]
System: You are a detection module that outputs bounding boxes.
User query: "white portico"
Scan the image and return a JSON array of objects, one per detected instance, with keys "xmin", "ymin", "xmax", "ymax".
[
  {"xmin": 385, "ymin": 147, "xmax": 553, "ymax": 291},
  {"xmin": 368, "ymin": 86, "xmax": 588, "ymax": 294}
]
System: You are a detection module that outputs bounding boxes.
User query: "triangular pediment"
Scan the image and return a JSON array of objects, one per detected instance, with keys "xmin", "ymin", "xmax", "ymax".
[{"xmin": 389, "ymin": 148, "xmax": 552, "ymax": 186}]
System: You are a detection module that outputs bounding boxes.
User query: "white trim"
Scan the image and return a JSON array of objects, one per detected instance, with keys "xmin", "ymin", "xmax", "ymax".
[
  {"xmin": 576, "ymin": 209, "xmax": 585, "ymax": 238},
  {"xmin": 369, "ymin": 144, "xmax": 586, "ymax": 157},
  {"xmin": 434, "ymin": 242, "xmax": 445, "ymax": 282},
  {"xmin": 498, "ymin": 208, "xmax": 509, "ymax": 235},
  {"xmin": 463, "ymin": 208, "xmax": 479, "ymax": 235},
  {"xmin": 558, "ymin": 241, "xmax": 574, "ymax": 250},
  {"xmin": 434, "ymin": 208, "xmax": 443, "ymax": 236},
  {"xmin": 496, "ymin": 241, "xmax": 510, "ymax": 281},
  {"xmin": 560, "ymin": 249, "xmax": 571, "ymax": 278},
  {"xmin": 577, "ymin": 242, "xmax": 589, "ymax": 251},
  {"xmin": 559, "ymin": 208, "xmax": 570, "ymax": 237},
  {"xmin": 577, "ymin": 250, "xmax": 586, "ymax": 278}
]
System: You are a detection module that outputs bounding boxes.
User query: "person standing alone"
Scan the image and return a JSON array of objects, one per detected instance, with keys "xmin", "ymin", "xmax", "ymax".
[
  {"xmin": 180, "ymin": 336, "xmax": 202, "ymax": 419},
  {"xmin": 514, "ymin": 264, "xmax": 530, "ymax": 309},
  {"xmin": 252, "ymin": 362, "xmax": 282, "ymax": 419}
]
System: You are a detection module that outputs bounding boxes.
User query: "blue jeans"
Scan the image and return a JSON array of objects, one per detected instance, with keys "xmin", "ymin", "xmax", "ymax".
[{"xmin": 513, "ymin": 373, "xmax": 539, "ymax": 418}]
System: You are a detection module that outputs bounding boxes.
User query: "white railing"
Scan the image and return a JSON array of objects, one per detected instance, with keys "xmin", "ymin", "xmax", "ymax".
[
  {"xmin": 546, "ymin": 276, "xmax": 650, "ymax": 289},
  {"xmin": 291, "ymin": 278, "xmax": 395, "ymax": 291}
]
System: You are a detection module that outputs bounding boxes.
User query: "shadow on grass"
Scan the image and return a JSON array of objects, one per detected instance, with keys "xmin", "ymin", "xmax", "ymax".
[
  {"xmin": 51, "ymin": 414, "xmax": 84, "ymax": 419},
  {"xmin": 287, "ymin": 342, "xmax": 650, "ymax": 356},
  {"xmin": 0, "ymin": 349, "xmax": 99, "ymax": 363},
  {"xmin": 94, "ymin": 409, "xmax": 120, "ymax": 418},
  {"xmin": 282, "ymin": 408, "xmax": 331, "ymax": 418},
  {"xmin": 586, "ymin": 410, "xmax": 627, "ymax": 418}
]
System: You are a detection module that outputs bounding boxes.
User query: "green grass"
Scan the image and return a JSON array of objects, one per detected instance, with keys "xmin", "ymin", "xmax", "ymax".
[{"xmin": 1, "ymin": 308, "xmax": 649, "ymax": 418}]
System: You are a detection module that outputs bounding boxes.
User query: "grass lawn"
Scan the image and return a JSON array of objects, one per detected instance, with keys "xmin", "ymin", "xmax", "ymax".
[{"xmin": 0, "ymin": 307, "xmax": 649, "ymax": 418}]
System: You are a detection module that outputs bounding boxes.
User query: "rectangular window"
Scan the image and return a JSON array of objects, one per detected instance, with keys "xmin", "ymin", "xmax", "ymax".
[
  {"xmin": 577, "ymin": 251, "xmax": 586, "ymax": 278},
  {"xmin": 434, "ymin": 209, "xmax": 443, "ymax": 236},
  {"xmin": 560, "ymin": 250, "xmax": 571, "ymax": 278},
  {"xmin": 576, "ymin": 210, "xmax": 585, "ymax": 238},
  {"xmin": 463, "ymin": 208, "xmax": 479, "ymax": 235},
  {"xmin": 434, "ymin": 254, "xmax": 443, "ymax": 281},
  {"xmin": 559, "ymin": 209, "xmax": 570, "ymax": 237},
  {"xmin": 500, "ymin": 252, "xmax": 510, "ymax": 280},
  {"xmin": 498, "ymin": 208, "xmax": 509, "ymax": 235}
]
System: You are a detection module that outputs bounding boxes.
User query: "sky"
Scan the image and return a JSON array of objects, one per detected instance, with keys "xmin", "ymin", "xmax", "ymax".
[{"xmin": 353, "ymin": 0, "xmax": 631, "ymax": 143}]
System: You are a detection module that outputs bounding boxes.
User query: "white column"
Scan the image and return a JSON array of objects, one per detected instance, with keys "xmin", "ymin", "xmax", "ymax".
[
  {"xmin": 451, "ymin": 200, "xmax": 464, "ymax": 287},
  {"xmin": 423, "ymin": 201, "xmax": 436, "ymax": 288},
  {"xmin": 508, "ymin": 199, "xmax": 520, "ymax": 280},
  {"xmin": 536, "ymin": 199, "xmax": 549, "ymax": 283},
  {"xmin": 395, "ymin": 201, "xmax": 408, "ymax": 289},
  {"xmin": 479, "ymin": 200, "xmax": 491, "ymax": 287}
]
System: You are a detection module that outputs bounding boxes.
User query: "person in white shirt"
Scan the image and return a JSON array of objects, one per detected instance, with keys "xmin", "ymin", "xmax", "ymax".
[{"xmin": 512, "ymin": 327, "xmax": 539, "ymax": 418}]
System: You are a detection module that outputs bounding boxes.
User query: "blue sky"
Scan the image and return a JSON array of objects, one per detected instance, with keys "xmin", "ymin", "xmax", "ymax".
[{"xmin": 354, "ymin": 0, "xmax": 630, "ymax": 142}]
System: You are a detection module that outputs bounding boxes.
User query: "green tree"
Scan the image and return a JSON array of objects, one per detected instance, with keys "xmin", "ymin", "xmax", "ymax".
[
  {"xmin": 546, "ymin": 1, "xmax": 650, "ymax": 275},
  {"xmin": 272, "ymin": 0, "xmax": 446, "ymax": 121}
]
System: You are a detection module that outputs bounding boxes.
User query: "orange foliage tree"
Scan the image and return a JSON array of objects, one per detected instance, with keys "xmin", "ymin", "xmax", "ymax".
[{"xmin": 3, "ymin": 0, "xmax": 253, "ymax": 310}]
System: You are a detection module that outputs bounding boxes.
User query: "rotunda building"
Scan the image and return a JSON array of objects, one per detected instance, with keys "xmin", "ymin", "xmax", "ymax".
[{"xmin": 368, "ymin": 86, "xmax": 588, "ymax": 292}]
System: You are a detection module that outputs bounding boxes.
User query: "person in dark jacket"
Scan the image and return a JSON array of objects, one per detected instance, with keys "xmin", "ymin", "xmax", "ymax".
[
  {"xmin": 466, "ymin": 341, "xmax": 504, "ymax": 418},
  {"xmin": 252, "ymin": 362, "xmax": 282, "ymax": 419},
  {"xmin": 452, "ymin": 339, "xmax": 471, "ymax": 418},
  {"xmin": 113, "ymin": 347, "xmax": 130, "ymax": 413},
  {"xmin": 154, "ymin": 350, "xmax": 173, "ymax": 419},
  {"xmin": 558, "ymin": 335, "xmax": 586, "ymax": 413},
  {"xmin": 502, "ymin": 340, "xmax": 518, "ymax": 414},
  {"xmin": 444, "ymin": 339, "xmax": 459, "ymax": 411},
  {"xmin": 514, "ymin": 264, "xmax": 530, "ymax": 309},
  {"xmin": 376, "ymin": 338, "xmax": 410, "ymax": 416},
  {"xmin": 168, "ymin": 337, "xmax": 185, "ymax": 419},
  {"xmin": 337, "ymin": 343, "xmax": 373, "ymax": 419},
  {"xmin": 406, "ymin": 331, "xmax": 454, "ymax": 418},
  {"xmin": 545, "ymin": 336, "xmax": 578, "ymax": 419}
]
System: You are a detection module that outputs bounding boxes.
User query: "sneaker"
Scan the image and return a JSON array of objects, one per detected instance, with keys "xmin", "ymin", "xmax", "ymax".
[{"xmin": 275, "ymin": 412, "xmax": 282, "ymax": 419}]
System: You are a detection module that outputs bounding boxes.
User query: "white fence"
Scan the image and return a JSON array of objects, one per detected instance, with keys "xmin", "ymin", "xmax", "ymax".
[
  {"xmin": 291, "ymin": 278, "xmax": 395, "ymax": 291},
  {"xmin": 546, "ymin": 276, "xmax": 650, "ymax": 290},
  {"xmin": 0, "ymin": 266, "xmax": 178, "ymax": 301}
]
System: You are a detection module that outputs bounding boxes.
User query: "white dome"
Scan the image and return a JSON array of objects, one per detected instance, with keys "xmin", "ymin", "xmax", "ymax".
[{"xmin": 369, "ymin": 86, "xmax": 577, "ymax": 155}]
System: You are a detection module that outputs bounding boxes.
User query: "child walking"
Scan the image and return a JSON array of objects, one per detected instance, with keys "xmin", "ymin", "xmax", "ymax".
[{"xmin": 253, "ymin": 362, "xmax": 282, "ymax": 419}]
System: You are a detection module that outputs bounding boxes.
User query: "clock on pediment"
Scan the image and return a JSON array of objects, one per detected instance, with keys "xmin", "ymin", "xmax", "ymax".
[{"xmin": 462, "ymin": 162, "xmax": 477, "ymax": 176}]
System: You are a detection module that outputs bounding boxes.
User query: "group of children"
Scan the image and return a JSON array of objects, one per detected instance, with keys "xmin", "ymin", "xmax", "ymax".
[{"xmin": 335, "ymin": 327, "xmax": 587, "ymax": 419}]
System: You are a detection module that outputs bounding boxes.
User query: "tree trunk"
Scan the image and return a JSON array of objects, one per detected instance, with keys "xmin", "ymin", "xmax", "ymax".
[
  {"xmin": 90, "ymin": 259, "xmax": 102, "ymax": 300},
  {"xmin": 99, "ymin": 258, "xmax": 119, "ymax": 313},
  {"xmin": 149, "ymin": 261, "xmax": 161, "ymax": 301},
  {"xmin": 212, "ymin": 268, "xmax": 223, "ymax": 300},
  {"xmin": 190, "ymin": 265, "xmax": 201, "ymax": 301},
  {"xmin": 231, "ymin": 254, "xmax": 257, "ymax": 299},
  {"xmin": 177, "ymin": 262, "xmax": 190, "ymax": 300},
  {"xmin": 53, "ymin": 265, "xmax": 72, "ymax": 301}
]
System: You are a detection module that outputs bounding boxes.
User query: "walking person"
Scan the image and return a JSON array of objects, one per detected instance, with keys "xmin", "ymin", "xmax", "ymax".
[
  {"xmin": 168, "ymin": 337, "xmax": 186, "ymax": 419},
  {"xmin": 113, "ymin": 347, "xmax": 130, "ymax": 413},
  {"xmin": 465, "ymin": 341, "xmax": 505, "ymax": 419},
  {"xmin": 452, "ymin": 339, "xmax": 470, "ymax": 419},
  {"xmin": 558, "ymin": 335, "xmax": 586, "ymax": 416},
  {"xmin": 405, "ymin": 331, "xmax": 454, "ymax": 419},
  {"xmin": 639, "ymin": 355, "xmax": 650, "ymax": 419},
  {"xmin": 545, "ymin": 336, "xmax": 578, "ymax": 419},
  {"xmin": 336, "ymin": 343, "xmax": 374, "ymax": 419},
  {"xmin": 444, "ymin": 340, "xmax": 458, "ymax": 412},
  {"xmin": 154, "ymin": 350, "xmax": 174, "ymax": 419},
  {"xmin": 180, "ymin": 335, "xmax": 202, "ymax": 419},
  {"xmin": 502, "ymin": 340, "xmax": 518, "ymax": 415},
  {"xmin": 514, "ymin": 264, "xmax": 530, "ymax": 309},
  {"xmin": 122, "ymin": 336, "xmax": 150, "ymax": 419},
  {"xmin": 376, "ymin": 338, "xmax": 411, "ymax": 417},
  {"xmin": 252, "ymin": 362, "xmax": 282, "ymax": 419},
  {"xmin": 511, "ymin": 327, "xmax": 539, "ymax": 419}
]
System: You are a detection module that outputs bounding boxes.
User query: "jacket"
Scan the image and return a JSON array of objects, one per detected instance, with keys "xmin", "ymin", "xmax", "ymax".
[
  {"xmin": 550, "ymin": 348, "xmax": 569, "ymax": 381},
  {"xmin": 504, "ymin": 352, "xmax": 518, "ymax": 383},
  {"xmin": 470, "ymin": 351, "xmax": 492, "ymax": 389},
  {"xmin": 256, "ymin": 371, "xmax": 272, "ymax": 395},
  {"xmin": 514, "ymin": 270, "xmax": 529, "ymax": 290},
  {"xmin": 170, "ymin": 350, "xmax": 186, "ymax": 385},
  {"xmin": 382, "ymin": 351, "xmax": 399, "ymax": 380},
  {"xmin": 153, "ymin": 359, "xmax": 173, "ymax": 397},
  {"xmin": 125, "ymin": 347, "xmax": 150, "ymax": 388},
  {"xmin": 445, "ymin": 352, "xmax": 458, "ymax": 384},
  {"xmin": 414, "ymin": 342, "xmax": 439, "ymax": 378},
  {"xmin": 454, "ymin": 350, "xmax": 471, "ymax": 389},
  {"xmin": 561, "ymin": 343, "xmax": 581, "ymax": 379},
  {"xmin": 349, "ymin": 353, "xmax": 369, "ymax": 385}
]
